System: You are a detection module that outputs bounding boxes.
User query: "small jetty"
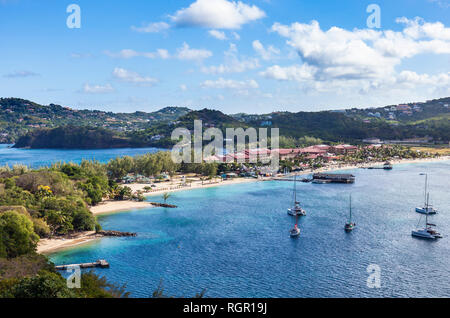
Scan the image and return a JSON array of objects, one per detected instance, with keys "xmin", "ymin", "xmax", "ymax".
[
  {"xmin": 55, "ymin": 259, "xmax": 110, "ymax": 270},
  {"xmin": 150, "ymin": 202, "xmax": 178, "ymax": 208},
  {"xmin": 312, "ymin": 173, "xmax": 355, "ymax": 184}
]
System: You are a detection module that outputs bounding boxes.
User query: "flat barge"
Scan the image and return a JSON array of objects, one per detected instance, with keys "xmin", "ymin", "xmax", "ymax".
[{"xmin": 312, "ymin": 173, "xmax": 355, "ymax": 184}]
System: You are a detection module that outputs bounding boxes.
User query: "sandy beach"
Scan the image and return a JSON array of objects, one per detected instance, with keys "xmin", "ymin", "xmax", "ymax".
[
  {"xmin": 37, "ymin": 156, "xmax": 449, "ymax": 255},
  {"xmin": 128, "ymin": 176, "xmax": 259, "ymax": 197},
  {"xmin": 37, "ymin": 231, "xmax": 98, "ymax": 254},
  {"xmin": 90, "ymin": 200, "xmax": 154, "ymax": 215}
]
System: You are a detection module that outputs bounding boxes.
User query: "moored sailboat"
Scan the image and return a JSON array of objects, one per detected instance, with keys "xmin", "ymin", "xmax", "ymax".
[
  {"xmin": 344, "ymin": 194, "xmax": 356, "ymax": 232},
  {"xmin": 412, "ymin": 194, "xmax": 442, "ymax": 240},
  {"xmin": 287, "ymin": 175, "xmax": 307, "ymax": 216},
  {"xmin": 416, "ymin": 173, "xmax": 437, "ymax": 215}
]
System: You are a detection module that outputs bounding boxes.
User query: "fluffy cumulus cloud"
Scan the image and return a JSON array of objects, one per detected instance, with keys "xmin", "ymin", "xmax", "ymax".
[
  {"xmin": 112, "ymin": 68, "xmax": 158, "ymax": 86},
  {"xmin": 176, "ymin": 42, "xmax": 213, "ymax": 61},
  {"xmin": 208, "ymin": 30, "xmax": 228, "ymax": 40},
  {"xmin": 171, "ymin": 0, "xmax": 265, "ymax": 29},
  {"xmin": 131, "ymin": 22, "xmax": 170, "ymax": 33},
  {"xmin": 262, "ymin": 18, "xmax": 450, "ymax": 94},
  {"xmin": 105, "ymin": 49, "xmax": 169, "ymax": 59},
  {"xmin": 260, "ymin": 64, "xmax": 316, "ymax": 82},
  {"xmin": 252, "ymin": 40, "xmax": 280, "ymax": 60},
  {"xmin": 83, "ymin": 83, "xmax": 114, "ymax": 94},
  {"xmin": 201, "ymin": 43, "xmax": 259, "ymax": 74}
]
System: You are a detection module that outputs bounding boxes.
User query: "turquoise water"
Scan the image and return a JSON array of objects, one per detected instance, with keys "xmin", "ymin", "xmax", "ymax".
[
  {"xmin": 50, "ymin": 160, "xmax": 450, "ymax": 298},
  {"xmin": 0, "ymin": 144, "xmax": 162, "ymax": 168}
]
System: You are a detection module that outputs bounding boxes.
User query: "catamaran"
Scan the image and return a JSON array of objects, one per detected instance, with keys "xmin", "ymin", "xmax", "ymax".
[
  {"xmin": 344, "ymin": 194, "xmax": 356, "ymax": 232},
  {"xmin": 412, "ymin": 194, "xmax": 442, "ymax": 240},
  {"xmin": 416, "ymin": 173, "xmax": 437, "ymax": 214},
  {"xmin": 287, "ymin": 175, "xmax": 307, "ymax": 216},
  {"xmin": 290, "ymin": 214, "xmax": 301, "ymax": 238}
]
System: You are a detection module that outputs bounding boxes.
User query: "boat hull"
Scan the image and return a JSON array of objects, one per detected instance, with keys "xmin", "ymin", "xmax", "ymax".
[
  {"xmin": 411, "ymin": 230, "xmax": 441, "ymax": 240},
  {"xmin": 287, "ymin": 208, "xmax": 306, "ymax": 216},
  {"xmin": 415, "ymin": 207, "xmax": 437, "ymax": 215},
  {"xmin": 344, "ymin": 223, "xmax": 355, "ymax": 232}
]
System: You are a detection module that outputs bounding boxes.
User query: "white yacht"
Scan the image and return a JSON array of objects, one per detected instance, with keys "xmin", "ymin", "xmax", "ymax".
[
  {"xmin": 416, "ymin": 173, "xmax": 438, "ymax": 215},
  {"xmin": 287, "ymin": 175, "xmax": 307, "ymax": 216},
  {"xmin": 415, "ymin": 205, "xmax": 437, "ymax": 215}
]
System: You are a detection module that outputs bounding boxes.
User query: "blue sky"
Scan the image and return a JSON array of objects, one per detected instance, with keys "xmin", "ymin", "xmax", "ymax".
[{"xmin": 0, "ymin": 0, "xmax": 449, "ymax": 114}]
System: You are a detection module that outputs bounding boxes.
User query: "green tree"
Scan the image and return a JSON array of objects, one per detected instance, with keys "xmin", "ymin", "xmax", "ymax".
[
  {"xmin": 9, "ymin": 270, "xmax": 75, "ymax": 298},
  {"xmin": 163, "ymin": 193, "xmax": 171, "ymax": 204},
  {"xmin": 0, "ymin": 211, "xmax": 39, "ymax": 258}
]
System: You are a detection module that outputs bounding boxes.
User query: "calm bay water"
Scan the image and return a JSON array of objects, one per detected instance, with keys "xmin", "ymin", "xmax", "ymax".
[
  {"xmin": 0, "ymin": 144, "xmax": 162, "ymax": 168},
  {"xmin": 50, "ymin": 160, "xmax": 450, "ymax": 298}
]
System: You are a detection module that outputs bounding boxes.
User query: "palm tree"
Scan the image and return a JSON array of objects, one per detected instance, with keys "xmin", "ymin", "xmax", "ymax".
[{"xmin": 163, "ymin": 192, "xmax": 171, "ymax": 204}]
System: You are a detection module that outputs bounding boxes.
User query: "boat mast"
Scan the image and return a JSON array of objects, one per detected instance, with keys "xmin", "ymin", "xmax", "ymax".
[
  {"xmin": 424, "ymin": 174, "xmax": 428, "ymax": 207},
  {"xmin": 425, "ymin": 193, "xmax": 429, "ymax": 227},
  {"xmin": 293, "ymin": 175, "xmax": 297, "ymax": 204},
  {"xmin": 349, "ymin": 194, "xmax": 352, "ymax": 223}
]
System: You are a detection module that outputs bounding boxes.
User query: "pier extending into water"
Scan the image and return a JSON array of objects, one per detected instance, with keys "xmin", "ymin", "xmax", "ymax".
[{"xmin": 55, "ymin": 260, "xmax": 110, "ymax": 270}]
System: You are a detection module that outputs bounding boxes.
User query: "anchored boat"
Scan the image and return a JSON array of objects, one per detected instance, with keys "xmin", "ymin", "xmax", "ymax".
[
  {"xmin": 290, "ymin": 213, "xmax": 301, "ymax": 238},
  {"xmin": 412, "ymin": 194, "xmax": 442, "ymax": 240},
  {"xmin": 416, "ymin": 173, "xmax": 438, "ymax": 215},
  {"xmin": 344, "ymin": 194, "xmax": 356, "ymax": 232},
  {"xmin": 287, "ymin": 175, "xmax": 307, "ymax": 216}
]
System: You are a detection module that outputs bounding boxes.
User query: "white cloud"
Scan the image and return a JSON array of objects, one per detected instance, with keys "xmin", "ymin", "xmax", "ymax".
[
  {"xmin": 131, "ymin": 22, "xmax": 170, "ymax": 33},
  {"xmin": 428, "ymin": 0, "xmax": 450, "ymax": 8},
  {"xmin": 112, "ymin": 68, "xmax": 158, "ymax": 86},
  {"xmin": 260, "ymin": 64, "xmax": 316, "ymax": 82},
  {"xmin": 232, "ymin": 32, "xmax": 241, "ymax": 40},
  {"xmin": 396, "ymin": 70, "xmax": 450, "ymax": 87},
  {"xmin": 265, "ymin": 18, "xmax": 450, "ymax": 95},
  {"xmin": 105, "ymin": 49, "xmax": 169, "ymax": 59},
  {"xmin": 171, "ymin": 0, "xmax": 266, "ymax": 29},
  {"xmin": 201, "ymin": 77, "xmax": 259, "ymax": 89},
  {"xmin": 4, "ymin": 71, "xmax": 40, "ymax": 78},
  {"xmin": 209, "ymin": 29, "xmax": 227, "ymax": 40},
  {"xmin": 176, "ymin": 42, "xmax": 213, "ymax": 61},
  {"xmin": 252, "ymin": 40, "xmax": 280, "ymax": 60},
  {"xmin": 83, "ymin": 83, "xmax": 114, "ymax": 94},
  {"xmin": 201, "ymin": 43, "xmax": 260, "ymax": 74},
  {"xmin": 180, "ymin": 84, "xmax": 188, "ymax": 91}
]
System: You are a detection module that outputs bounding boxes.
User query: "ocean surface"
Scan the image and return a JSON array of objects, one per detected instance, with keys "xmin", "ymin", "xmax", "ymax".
[
  {"xmin": 0, "ymin": 144, "xmax": 162, "ymax": 168},
  {"xmin": 50, "ymin": 160, "xmax": 450, "ymax": 298}
]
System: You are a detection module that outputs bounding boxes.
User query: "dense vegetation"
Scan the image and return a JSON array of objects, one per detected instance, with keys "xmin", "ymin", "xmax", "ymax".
[
  {"xmin": 13, "ymin": 126, "xmax": 141, "ymax": 149},
  {"xmin": 0, "ymin": 98, "xmax": 190, "ymax": 144},
  {"xmin": 6, "ymin": 97, "xmax": 450, "ymax": 149}
]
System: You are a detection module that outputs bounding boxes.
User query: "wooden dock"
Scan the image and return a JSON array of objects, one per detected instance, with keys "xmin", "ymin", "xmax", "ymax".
[{"xmin": 55, "ymin": 260, "xmax": 110, "ymax": 270}]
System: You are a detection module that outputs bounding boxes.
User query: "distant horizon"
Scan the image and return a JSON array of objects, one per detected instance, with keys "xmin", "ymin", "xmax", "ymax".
[
  {"xmin": 1, "ymin": 0, "xmax": 449, "ymax": 114},
  {"xmin": 1, "ymin": 95, "xmax": 448, "ymax": 115}
]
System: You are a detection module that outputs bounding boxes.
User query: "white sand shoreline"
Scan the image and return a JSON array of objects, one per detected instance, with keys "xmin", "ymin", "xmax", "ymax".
[{"xmin": 90, "ymin": 200, "xmax": 154, "ymax": 215}]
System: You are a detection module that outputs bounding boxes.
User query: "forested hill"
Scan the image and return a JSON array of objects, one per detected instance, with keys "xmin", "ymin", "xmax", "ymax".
[
  {"xmin": 13, "ymin": 126, "xmax": 141, "ymax": 149},
  {"xmin": 0, "ymin": 98, "xmax": 191, "ymax": 143},
  {"xmin": 5, "ymin": 97, "xmax": 450, "ymax": 149}
]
